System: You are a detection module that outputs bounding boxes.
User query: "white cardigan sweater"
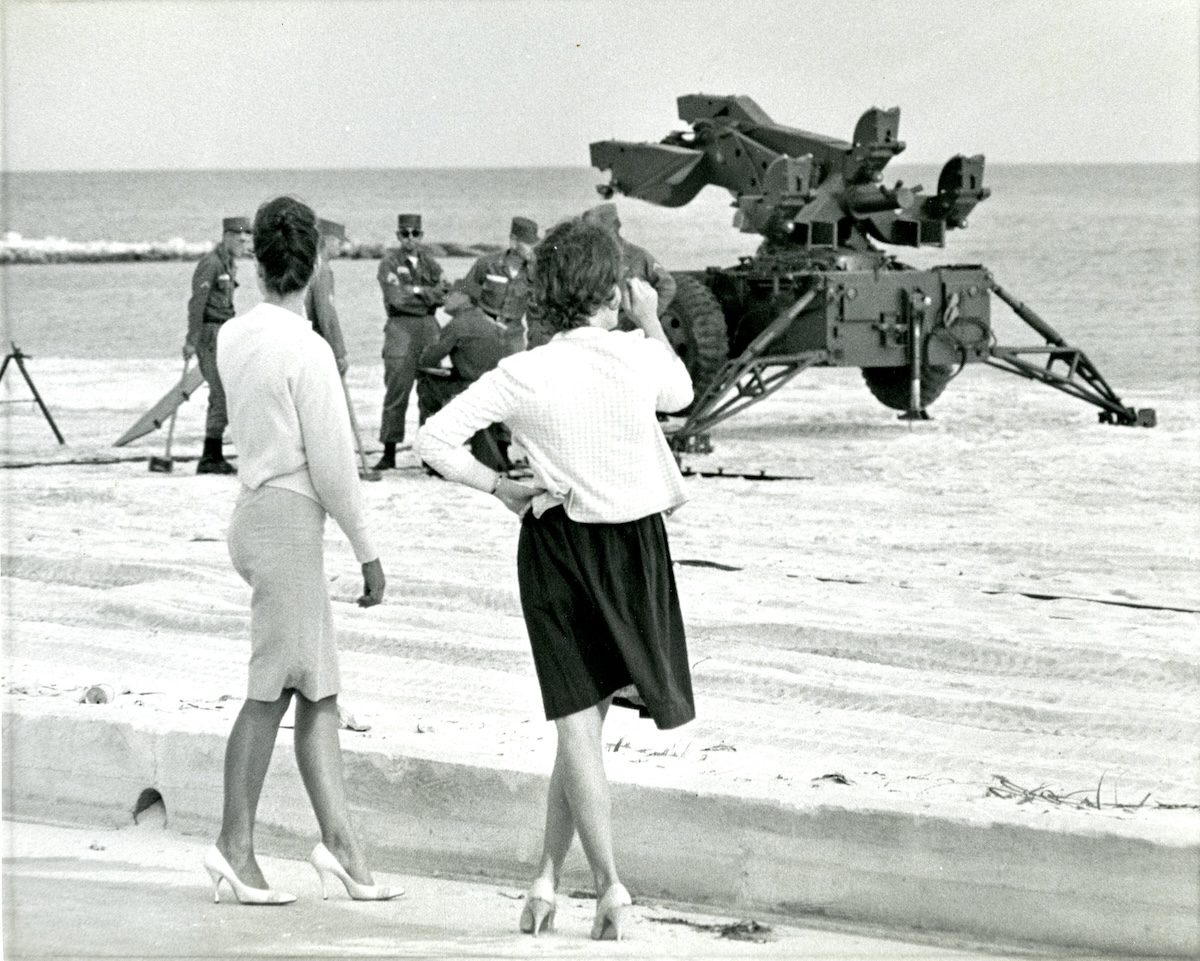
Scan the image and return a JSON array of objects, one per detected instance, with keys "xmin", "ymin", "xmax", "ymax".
[{"xmin": 218, "ymin": 302, "xmax": 376, "ymax": 563}]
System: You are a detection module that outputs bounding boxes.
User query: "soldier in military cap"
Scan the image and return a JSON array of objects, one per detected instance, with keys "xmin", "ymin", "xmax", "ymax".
[
  {"xmin": 305, "ymin": 218, "xmax": 350, "ymax": 376},
  {"xmin": 416, "ymin": 277, "xmax": 512, "ymax": 472},
  {"xmin": 460, "ymin": 215, "xmax": 539, "ymax": 355},
  {"xmin": 374, "ymin": 213, "xmax": 447, "ymax": 470},
  {"xmin": 185, "ymin": 216, "xmax": 252, "ymax": 474},
  {"xmin": 582, "ymin": 203, "xmax": 677, "ymax": 328}
]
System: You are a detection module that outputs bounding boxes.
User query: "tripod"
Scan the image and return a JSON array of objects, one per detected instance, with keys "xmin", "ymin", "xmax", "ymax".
[{"xmin": 0, "ymin": 343, "xmax": 66, "ymax": 444}]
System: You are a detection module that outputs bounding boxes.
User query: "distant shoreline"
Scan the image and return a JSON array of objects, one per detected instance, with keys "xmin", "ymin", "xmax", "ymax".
[
  {"xmin": 4, "ymin": 161, "xmax": 1198, "ymax": 176},
  {"xmin": 0, "ymin": 238, "xmax": 502, "ymax": 265}
]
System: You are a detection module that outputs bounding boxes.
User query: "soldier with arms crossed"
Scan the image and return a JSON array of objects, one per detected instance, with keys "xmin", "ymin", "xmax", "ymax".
[{"xmin": 375, "ymin": 213, "xmax": 447, "ymax": 470}]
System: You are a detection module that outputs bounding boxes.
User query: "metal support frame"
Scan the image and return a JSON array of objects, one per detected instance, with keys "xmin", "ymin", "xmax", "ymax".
[
  {"xmin": 668, "ymin": 291, "xmax": 825, "ymax": 451},
  {"xmin": 987, "ymin": 282, "xmax": 1152, "ymax": 426},
  {"xmin": 0, "ymin": 343, "xmax": 66, "ymax": 444},
  {"xmin": 899, "ymin": 287, "xmax": 931, "ymax": 421}
]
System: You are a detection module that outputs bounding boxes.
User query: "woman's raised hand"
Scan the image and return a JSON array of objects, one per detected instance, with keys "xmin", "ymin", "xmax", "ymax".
[
  {"xmin": 358, "ymin": 558, "xmax": 386, "ymax": 607},
  {"xmin": 626, "ymin": 277, "xmax": 674, "ymax": 349},
  {"xmin": 494, "ymin": 477, "xmax": 542, "ymax": 517},
  {"xmin": 625, "ymin": 277, "xmax": 660, "ymax": 328}
]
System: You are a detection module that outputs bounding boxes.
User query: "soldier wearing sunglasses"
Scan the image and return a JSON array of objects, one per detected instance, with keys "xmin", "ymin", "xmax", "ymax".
[{"xmin": 375, "ymin": 213, "xmax": 448, "ymax": 469}]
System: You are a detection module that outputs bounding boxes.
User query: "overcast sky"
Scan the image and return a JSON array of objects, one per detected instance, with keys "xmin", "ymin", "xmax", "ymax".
[{"xmin": 3, "ymin": 0, "xmax": 1198, "ymax": 171}]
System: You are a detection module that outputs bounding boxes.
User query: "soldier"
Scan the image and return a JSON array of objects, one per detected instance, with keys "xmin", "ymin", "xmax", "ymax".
[
  {"xmin": 184, "ymin": 216, "xmax": 252, "ymax": 475},
  {"xmin": 582, "ymin": 203, "xmax": 676, "ymax": 327},
  {"xmin": 460, "ymin": 216, "xmax": 539, "ymax": 355},
  {"xmin": 305, "ymin": 218, "xmax": 350, "ymax": 376},
  {"xmin": 375, "ymin": 213, "xmax": 447, "ymax": 470},
  {"xmin": 417, "ymin": 278, "xmax": 511, "ymax": 472}
]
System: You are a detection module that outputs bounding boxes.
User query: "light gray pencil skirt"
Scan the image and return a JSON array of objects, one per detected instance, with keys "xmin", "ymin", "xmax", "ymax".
[{"xmin": 227, "ymin": 485, "xmax": 340, "ymax": 702}]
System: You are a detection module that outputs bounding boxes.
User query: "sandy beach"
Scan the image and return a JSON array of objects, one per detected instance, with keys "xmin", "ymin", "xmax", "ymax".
[{"xmin": 4, "ymin": 351, "xmax": 1197, "ymax": 845}]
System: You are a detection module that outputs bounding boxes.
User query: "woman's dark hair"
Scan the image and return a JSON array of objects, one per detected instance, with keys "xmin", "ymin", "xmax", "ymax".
[
  {"xmin": 253, "ymin": 196, "xmax": 319, "ymax": 296},
  {"xmin": 530, "ymin": 218, "xmax": 622, "ymax": 333}
]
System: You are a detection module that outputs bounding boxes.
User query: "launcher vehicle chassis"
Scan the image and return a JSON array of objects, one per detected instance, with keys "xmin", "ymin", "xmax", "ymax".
[{"xmin": 589, "ymin": 94, "xmax": 1155, "ymax": 453}]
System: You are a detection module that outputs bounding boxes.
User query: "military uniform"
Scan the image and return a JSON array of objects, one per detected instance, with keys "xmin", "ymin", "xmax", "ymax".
[
  {"xmin": 377, "ymin": 236, "xmax": 446, "ymax": 444},
  {"xmin": 306, "ymin": 264, "xmax": 348, "ymax": 367},
  {"xmin": 418, "ymin": 281, "xmax": 511, "ymax": 471},
  {"xmin": 187, "ymin": 219, "xmax": 249, "ymax": 474},
  {"xmin": 461, "ymin": 252, "xmax": 532, "ymax": 355},
  {"xmin": 419, "ymin": 304, "xmax": 508, "ymax": 391},
  {"xmin": 582, "ymin": 203, "xmax": 677, "ymax": 329},
  {"xmin": 618, "ymin": 238, "xmax": 676, "ymax": 322},
  {"xmin": 306, "ymin": 219, "xmax": 349, "ymax": 374}
]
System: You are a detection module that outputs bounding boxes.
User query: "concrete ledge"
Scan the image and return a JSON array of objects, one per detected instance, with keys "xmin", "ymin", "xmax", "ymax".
[{"xmin": 4, "ymin": 704, "xmax": 1197, "ymax": 956}]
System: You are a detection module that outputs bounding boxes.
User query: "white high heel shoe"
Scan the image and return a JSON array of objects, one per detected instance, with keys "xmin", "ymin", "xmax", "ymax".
[
  {"xmin": 591, "ymin": 882, "xmax": 632, "ymax": 941},
  {"xmin": 518, "ymin": 877, "xmax": 556, "ymax": 936},
  {"xmin": 203, "ymin": 846, "xmax": 296, "ymax": 905},
  {"xmin": 309, "ymin": 843, "xmax": 403, "ymax": 901}
]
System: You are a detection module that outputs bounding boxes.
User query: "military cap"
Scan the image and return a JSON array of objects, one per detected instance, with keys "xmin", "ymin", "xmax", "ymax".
[
  {"xmin": 509, "ymin": 216, "xmax": 539, "ymax": 244},
  {"xmin": 222, "ymin": 216, "xmax": 252, "ymax": 234},
  {"xmin": 317, "ymin": 218, "xmax": 347, "ymax": 241},
  {"xmin": 479, "ymin": 275, "xmax": 509, "ymax": 317},
  {"xmin": 582, "ymin": 203, "xmax": 620, "ymax": 233},
  {"xmin": 396, "ymin": 213, "xmax": 423, "ymax": 232}
]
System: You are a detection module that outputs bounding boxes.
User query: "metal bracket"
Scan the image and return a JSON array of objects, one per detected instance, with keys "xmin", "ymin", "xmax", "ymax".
[{"xmin": 988, "ymin": 281, "xmax": 1153, "ymax": 427}]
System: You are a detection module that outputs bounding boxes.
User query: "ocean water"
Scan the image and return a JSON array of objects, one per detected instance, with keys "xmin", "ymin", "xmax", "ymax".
[{"xmin": 1, "ymin": 165, "xmax": 1197, "ymax": 395}]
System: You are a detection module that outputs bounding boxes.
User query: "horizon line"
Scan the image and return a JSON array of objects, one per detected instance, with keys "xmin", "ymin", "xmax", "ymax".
[{"xmin": 5, "ymin": 159, "xmax": 1200, "ymax": 176}]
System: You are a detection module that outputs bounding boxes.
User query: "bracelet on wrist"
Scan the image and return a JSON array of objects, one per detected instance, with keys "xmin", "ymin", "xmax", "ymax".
[{"xmin": 490, "ymin": 473, "xmax": 502, "ymax": 494}]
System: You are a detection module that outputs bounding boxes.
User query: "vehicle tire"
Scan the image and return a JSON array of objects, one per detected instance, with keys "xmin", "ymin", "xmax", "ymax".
[
  {"xmin": 661, "ymin": 274, "xmax": 730, "ymax": 405},
  {"xmin": 861, "ymin": 364, "xmax": 954, "ymax": 411}
]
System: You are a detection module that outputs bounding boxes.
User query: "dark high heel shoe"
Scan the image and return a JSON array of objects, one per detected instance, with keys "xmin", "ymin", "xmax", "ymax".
[
  {"xmin": 203, "ymin": 846, "xmax": 296, "ymax": 905},
  {"xmin": 591, "ymin": 882, "xmax": 632, "ymax": 940},
  {"xmin": 309, "ymin": 843, "xmax": 403, "ymax": 901},
  {"xmin": 518, "ymin": 877, "xmax": 556, "ymax": 936}
]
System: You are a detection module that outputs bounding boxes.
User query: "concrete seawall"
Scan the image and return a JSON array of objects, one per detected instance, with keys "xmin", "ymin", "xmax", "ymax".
[{"xmin": 5, "ymin": 702, "xmax": 1197, "ymax": 956}]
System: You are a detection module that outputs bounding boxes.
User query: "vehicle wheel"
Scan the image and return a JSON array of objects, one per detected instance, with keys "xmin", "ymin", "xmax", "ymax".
[
  {"xmin": 661, "ymin": 274, "xmax": 730, "ymax": 406},
  {"xmin": 861, "ymin": 364, "xmax": 955, "ymax": 411}
]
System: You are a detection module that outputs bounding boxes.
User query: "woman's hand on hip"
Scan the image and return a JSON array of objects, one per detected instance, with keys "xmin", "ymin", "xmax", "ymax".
[
  {"xmin": 494, "ymin": 477, "xmax": 542, "ymax": 516},
  {"xmin": 358, "ymin": 558, "xmax": 386, "ymax": 607}
]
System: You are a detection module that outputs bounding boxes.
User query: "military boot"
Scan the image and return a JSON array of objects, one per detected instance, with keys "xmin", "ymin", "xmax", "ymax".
[
  {"xmin": 372, "ymin": 442, "xmax": 397, "ymax": 471},
  {"xmin": 197, "ymin": 437, "xmax": 236, "ymax": 475}
]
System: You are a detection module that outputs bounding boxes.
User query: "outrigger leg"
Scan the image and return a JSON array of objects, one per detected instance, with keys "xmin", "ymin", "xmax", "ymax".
[
  {"xmin": 986, "ymin": 281, "xmax": 1156, "ymax": 427},
  {"xmin": 666, "ymin": 290, "xmax": 826, "ymax": 454}
]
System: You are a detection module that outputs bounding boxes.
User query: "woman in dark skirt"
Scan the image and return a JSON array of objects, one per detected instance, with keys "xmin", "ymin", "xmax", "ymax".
[{"xmin": 417, "ymin": 217, "xmax": 695, "ymax": 941}]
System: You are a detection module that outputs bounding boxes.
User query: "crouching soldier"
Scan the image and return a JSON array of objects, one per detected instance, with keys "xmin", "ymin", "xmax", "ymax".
[{"xmin": 417, "ymin": 277, "xmax": 511, "ymax": 473}]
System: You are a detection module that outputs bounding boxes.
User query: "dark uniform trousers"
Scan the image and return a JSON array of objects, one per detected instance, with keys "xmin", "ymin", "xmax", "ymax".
[
  {"xmin": 381, "ymin": 314, "xmax": 439, "ymax": 443},
  {"xmin": 378, "ymin": 248, "xmax": 445, "ymax": 444},
  {"xmin": 195, "ymin": 324, "xmax": 227, "ymax": 438},
  {"xmin": 418, "ymin": 374, "xmax": 510, "ymax": 473},
  {"xmin": 187, "ymin": 245, "xmax": 237, "ymax": 438}
]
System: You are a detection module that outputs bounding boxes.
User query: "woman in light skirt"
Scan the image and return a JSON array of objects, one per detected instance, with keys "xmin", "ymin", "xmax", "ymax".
[
  {"xmin": 417, "ymin": 217, "xmax": 696, "ymax": 940},
  {"xmin": 204, "ymin": 196, "xmax": 398, "ymax": 905}
]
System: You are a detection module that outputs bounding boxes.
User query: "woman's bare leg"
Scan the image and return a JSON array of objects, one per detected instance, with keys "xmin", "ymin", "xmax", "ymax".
[
  {"xmin": 293, "ymin": 693, "xmax": 373, "ymax": 884},
  {"xmin": 216, "ymin": 692, "xmax": 293, "ymax": 888},
  {"xmin": 546, "ymin": 698, "xmax": 618, "ymax": 895},
  {"xmin": 532, "ymin": 698, "xmax": 612, "ymax": 889},
  {"xmin": 532, "ymin": 754, "xmax": 576, "ymax": 886}
]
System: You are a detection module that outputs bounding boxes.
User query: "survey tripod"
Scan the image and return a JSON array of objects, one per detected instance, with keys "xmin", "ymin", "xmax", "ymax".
[{"xmin": 0, "ymin": 343, "xmax": 65, "ymax": 444}]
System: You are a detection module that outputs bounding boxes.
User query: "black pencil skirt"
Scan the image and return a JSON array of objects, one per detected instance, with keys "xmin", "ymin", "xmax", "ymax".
[{"xmin": 517, "ymin": 506, "xmax": 695, "ymax": 730}]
